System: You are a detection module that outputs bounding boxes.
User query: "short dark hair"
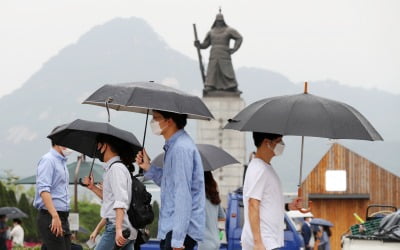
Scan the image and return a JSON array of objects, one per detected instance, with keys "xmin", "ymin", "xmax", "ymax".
[
  {"xmin": 13, "ymin": 218, "xmax": 21, "ymax": 224},
  {"xmin": 154, "ymin": 110, "xmax": 187, "ymax": 129},
  {"xmin": 253, "ymin": 132, "xmax": 282, "ymax": 148},
  {"xmin": 97, "ymin": 134, "xmax": 137, "ymax": 172}
]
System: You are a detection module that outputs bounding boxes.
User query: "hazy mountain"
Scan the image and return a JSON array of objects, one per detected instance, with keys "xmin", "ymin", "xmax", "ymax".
[{"xmin": 1, "ymin": 17, "xmax": 399, "ymax": 192}]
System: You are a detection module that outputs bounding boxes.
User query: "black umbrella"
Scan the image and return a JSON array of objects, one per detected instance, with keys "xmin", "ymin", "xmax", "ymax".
[
  {"xmin": 225, "ymin": 82, "xmax": 383, "ymax": 211},
  {"xmin": 224, "ymin": 83, "xmax": 382, "ymax": 141},
  {"xmin": 47, "ymin": 119, "xmax": 142, "ymax": 177},
  {"xmin": 0, "ymin": 207, "xmax": 28, "ymax": 219},
  {"xmin": 82, "ymin": 81, "xmax": 214, "ymax": 147},
  {"xmin": 48, "ymin": 119, "xmax": 142, "ymax": 158},
  {"xmin": 151, "ymin": 144, "xmax": 239, "ymax": 171}
]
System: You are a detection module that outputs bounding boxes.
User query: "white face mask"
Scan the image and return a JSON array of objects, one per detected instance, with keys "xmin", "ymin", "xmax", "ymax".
[
  {"xmin": 61, "ymin": 148, "xmax": 73, "ymax": 157},
  {"xmin": 150, "ymin": 119, "xmax": 165, "ymax": 136},
  {"xmin": 273, "ymin": 141, "xmax": 285, "ymax": 156}
]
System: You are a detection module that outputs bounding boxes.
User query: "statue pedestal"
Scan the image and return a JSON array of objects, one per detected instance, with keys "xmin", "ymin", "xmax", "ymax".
[{"xmin": 197, "ymin": 96, "xmax": 246, "ymax": 206}]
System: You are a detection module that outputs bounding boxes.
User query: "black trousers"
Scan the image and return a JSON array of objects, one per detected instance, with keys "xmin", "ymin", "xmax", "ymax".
[
  {"xmin": 160, "ymin": 231, "xmax": 197, "ymax": 250},
  {"xmin": 0, "ymin": 238, "xmax": 6, "ymax": 250},
  {"xmin": 37, "ymin": 209, "xmax": 71, "ymax": 250}
]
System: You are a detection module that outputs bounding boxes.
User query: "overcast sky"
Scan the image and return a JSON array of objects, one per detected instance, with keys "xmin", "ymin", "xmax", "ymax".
[{"xmin": 1, "ymin": 0, "xmax": 399, "ymax": 98}]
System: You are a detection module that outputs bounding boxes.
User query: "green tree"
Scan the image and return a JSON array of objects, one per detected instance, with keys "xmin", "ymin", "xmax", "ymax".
[
  {"xmin": 24, "ymin": 185, "xmax": 36, "ymax": 201},
  {"xmin": 148, "ymin": 201, "xmax": 159, "ymax": 238},
  {"xmin": 0, "ymin": 181, "xmax": 6, "ymax": 206},
  {"xmin": 75, "ymin": 201, "xmax": 102, "ymax": 242},
  {"xmin": 2, "ymin": 169, "xmax": 24, "ymax": 195},
  {"xmin": 19, "ymin": 193, "xmax": 39, "ymax": 241},
  {"xmin": 7, "ymin": 189, "xmax": 18, "ymax": 206}
]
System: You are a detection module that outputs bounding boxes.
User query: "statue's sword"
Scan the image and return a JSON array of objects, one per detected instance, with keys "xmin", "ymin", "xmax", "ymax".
[{"xmin": 193, "ymin": 23, "xmax": 206, "ymax": 85}]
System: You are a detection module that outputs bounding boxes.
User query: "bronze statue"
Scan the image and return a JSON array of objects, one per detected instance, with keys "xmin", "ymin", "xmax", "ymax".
[{"xmin": 194, "ymin": 12, "xmax": 243, "ymax": 95}]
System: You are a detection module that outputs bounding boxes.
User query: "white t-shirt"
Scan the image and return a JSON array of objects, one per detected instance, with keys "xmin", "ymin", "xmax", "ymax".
[
  {"xmin": 241, "ymin": 158, "xmax": 285, "ymax": 250},
  {"xmin": 10, "ymin": 224, "xmax": 24, "ymax": 246}
]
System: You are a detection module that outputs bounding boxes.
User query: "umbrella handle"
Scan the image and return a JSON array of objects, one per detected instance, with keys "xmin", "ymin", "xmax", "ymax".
[
  {"xmin": 297, "ymin": 187, "xmax": 312, "ymax": 213},
  {"xmin": 78, "ymin": 178, "xmax": 88, "ymax": 187},
  {"xmin": 298, "ymin": 201, "xmax": 313, "ymax": 213}
]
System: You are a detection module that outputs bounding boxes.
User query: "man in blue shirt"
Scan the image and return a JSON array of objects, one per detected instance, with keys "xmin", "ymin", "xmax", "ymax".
[
  {"xmin": 136, "ymin": 110, "xmax": 205, "ymax": 250},
  {"xmin": 301, "ymin": 217, "xmax": 312, "ymax": 250},
  {"xmin": 33, "ymin": 127, "xmax": 73, "ymax": 250}
]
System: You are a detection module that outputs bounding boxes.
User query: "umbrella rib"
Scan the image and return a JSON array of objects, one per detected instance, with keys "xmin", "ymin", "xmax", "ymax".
[
  {"xmin": 315, "ymin": 95, "xmax": 336, "ymax": 139},
  {"xmin": 282, "ymin": 95, "xmax": 301, "ymax": 135},
  {"xmin": 241, "ymin": 99, "xmax": 274, "ymax": 131}
]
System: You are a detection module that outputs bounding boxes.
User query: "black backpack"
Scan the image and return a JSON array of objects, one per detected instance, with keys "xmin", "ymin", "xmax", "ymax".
[
  {"xmin": 110, "ymin": 161, "xmax": 154, "ymax": 229},
  {"xmin": 127, "ymin": 172, "xmax": 155, "ymax": 229}
]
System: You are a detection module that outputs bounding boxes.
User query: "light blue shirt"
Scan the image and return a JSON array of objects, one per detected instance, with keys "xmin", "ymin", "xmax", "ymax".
[
  {"xmin": 33, "ymin": 148, "xmax": 70, "ymax": 212},
  {"xmin": 145, "ymin": 129, "xmax": 205, "ymax": 247}
]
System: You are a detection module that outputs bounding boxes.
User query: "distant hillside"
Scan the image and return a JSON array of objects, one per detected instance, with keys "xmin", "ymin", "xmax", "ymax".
[{"xmin": 1, "ymin": 17, "xmax": 399, "ymax": 192}]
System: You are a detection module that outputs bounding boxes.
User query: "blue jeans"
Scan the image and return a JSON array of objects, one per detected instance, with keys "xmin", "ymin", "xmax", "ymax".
[{"xmin": 95, "ymin": 222, "xmax": 133, "ymax": 250}]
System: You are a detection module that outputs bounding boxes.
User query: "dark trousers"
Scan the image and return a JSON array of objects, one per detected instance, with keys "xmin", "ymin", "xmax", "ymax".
[
  {"xmin": 0, "ymin": 238, "xmax": 6, "ymax": 250},
  {"xmin": 160, "ymin": 231, "xmax": 197, "ymax": 250},
  {"xmin": 37, "ymin": 209, "xmax": 71, "ymax": 250}
]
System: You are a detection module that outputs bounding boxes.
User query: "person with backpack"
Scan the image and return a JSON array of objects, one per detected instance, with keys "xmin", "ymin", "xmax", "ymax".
[
  {"xmin": 84, "ymin": 134, "xmax": 137, "ymax": 250},
  {"xmin": 136, "ymin": 110, "xmax": 205, "ymax": 250}
]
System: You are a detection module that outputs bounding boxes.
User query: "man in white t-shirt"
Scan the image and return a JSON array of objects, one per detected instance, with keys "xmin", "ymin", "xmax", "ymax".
[{"xmin": 241, "ymin": 132, "xmax": 301, "ymax": 250}]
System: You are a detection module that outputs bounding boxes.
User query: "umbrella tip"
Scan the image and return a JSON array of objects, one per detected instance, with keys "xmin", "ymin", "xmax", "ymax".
[{"xmin": 304, "ymin": 82, "xmax": 308, "ymax": 94}]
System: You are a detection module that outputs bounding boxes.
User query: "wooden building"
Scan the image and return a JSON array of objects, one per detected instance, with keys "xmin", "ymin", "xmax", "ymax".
[{"xmin": 300, "ymin": 143, "xmax": 400, "ymax": 250}]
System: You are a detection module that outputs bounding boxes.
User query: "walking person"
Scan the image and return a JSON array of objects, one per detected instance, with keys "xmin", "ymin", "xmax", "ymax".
[
  {"xmin": 0, "ymin": 215, "xmax": 8, "ymax": 250},
  {"xmin": 83, "ymin": 134, "xmax": 137, "ymax": 250},
  {"xmin": 314, "ymin": 226, "xmax": 331, "ymax": 250},
  {"xmin": 301, "ymin": 217, "xmax": 313, "ymax": 250},
  {"xmin": 197, "ymin": 171, "xmax": 226, "ymax": 250},
  {"xmin": 241, "ymin": 132, "xmax": 302, "ymax": 250},
  {"xmin": 9, "ymin": 218, "xmax": 24, "ymax": 247},
  {"xmin": 136, "ymin": 110, "xmax": 205, "ymax": 250},
  {"xmin": 33, "ymin": 126, "xmax": 73, "ymax": 250}
]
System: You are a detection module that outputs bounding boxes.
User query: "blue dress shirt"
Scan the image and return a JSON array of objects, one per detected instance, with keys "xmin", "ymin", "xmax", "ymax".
[
  {"xmin": 145, "ymin": 129, "xmax": 205, "ymax": 247},
  {"xmin": 33, "ymin": 148, "xmax": 70, "ymax": 212}
]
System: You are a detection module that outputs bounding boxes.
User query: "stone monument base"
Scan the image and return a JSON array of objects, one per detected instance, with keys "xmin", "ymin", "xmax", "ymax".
[{"xmin": 197, "ymin": 96, "xmax": 246, "ymax": 207}]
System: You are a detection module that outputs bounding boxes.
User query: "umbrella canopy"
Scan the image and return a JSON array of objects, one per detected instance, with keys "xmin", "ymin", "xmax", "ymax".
[
  {"xmin": 0, "ymin": 207, "xmax": 28, "ymax": 219},
  {"xmin": 82, "ymin": 81, "xmax": 214, "ymax": 120},
  {"xmin": 151, "ymin": 144, "xmax": 239, "ymax": 171},
  {"xmin": 47, "ymin": 119, "xmax": 142, "ymax": 158},
  {"xmin": 224, "ymin": 91, "xmax": 382, "ymax": 141},
  {"xmin": 15, "ymin": 160, "xmax": 105, "ymax": 185},
  {"xmin": 310, "ymin": 218, "xmax": 334, "ymax": 227}
]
